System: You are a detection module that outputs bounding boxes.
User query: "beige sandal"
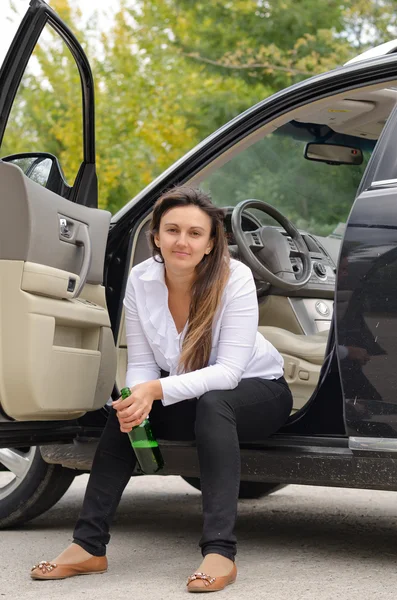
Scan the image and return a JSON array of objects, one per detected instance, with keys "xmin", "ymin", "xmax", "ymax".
[
  {"xmin": 186, "ymin": 563, "xmax": 237, "ymax": 592},
  {"xmin": 30, "ymin": 556, "xmax": 108, "ymax": 580}
]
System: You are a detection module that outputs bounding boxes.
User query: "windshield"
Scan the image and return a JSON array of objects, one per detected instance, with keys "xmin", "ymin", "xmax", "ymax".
[{"xmin": 201, "ymin": 121, "xmax": 374, "ymax": 238}]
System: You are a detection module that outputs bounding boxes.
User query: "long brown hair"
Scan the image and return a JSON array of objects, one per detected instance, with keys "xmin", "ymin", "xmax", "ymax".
[{"xmin": 149, "ymin": 186, "xmax": 230, "ymax": 373}]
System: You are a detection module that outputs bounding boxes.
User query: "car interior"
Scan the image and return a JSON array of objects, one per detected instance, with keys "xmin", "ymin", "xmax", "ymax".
[
  {"xmin": 115, "ymin": 81, "xmax": 397, "ymax": 415},
  {"xmin": 1, "ymin": 80, "xmax": 397, "ymax": 422}
]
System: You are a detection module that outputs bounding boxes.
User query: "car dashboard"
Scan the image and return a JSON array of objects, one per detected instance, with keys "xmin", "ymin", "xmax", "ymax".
[{"xmin": 223, "ymin": 210, "xmax": 337, "ymax": 300}]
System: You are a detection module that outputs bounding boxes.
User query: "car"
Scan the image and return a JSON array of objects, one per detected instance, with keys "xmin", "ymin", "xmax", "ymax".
[{"xmin": 2, "ymin": 0, "xmax": 397, "ymax": 528}]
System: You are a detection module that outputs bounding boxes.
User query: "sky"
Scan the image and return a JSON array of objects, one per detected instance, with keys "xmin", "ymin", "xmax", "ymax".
[{"xmin": 0, "ymin": 0, "xmax": 116, "ymax": 66}]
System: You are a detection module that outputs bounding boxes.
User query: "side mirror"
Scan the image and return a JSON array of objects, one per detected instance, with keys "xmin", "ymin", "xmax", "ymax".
[
  {"xmin": 304, "ymin": 142, "xmax": 363, "ymax": 166},
  {"xmin": 1, "ymin": 152, "xmax": 72, "ymax": 196}
]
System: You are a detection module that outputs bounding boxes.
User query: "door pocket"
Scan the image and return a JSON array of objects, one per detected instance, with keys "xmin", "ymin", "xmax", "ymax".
[{"xmin": 0, "ymin": 260, "xmax": 115, "ymax": 420}]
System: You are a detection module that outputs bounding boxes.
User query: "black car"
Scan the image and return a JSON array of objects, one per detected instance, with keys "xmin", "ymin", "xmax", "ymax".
[{"xmin": 2, "ymin": 0, "xmax": 397, "ymax": 528}]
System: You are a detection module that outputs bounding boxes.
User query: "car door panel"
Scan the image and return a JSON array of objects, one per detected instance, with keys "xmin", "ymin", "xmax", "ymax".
[
  {"xmin": 0, "ymin": 0, "xmax": 117, "ymax": 427},
  {"xmin": 0, "ymin": 163, "xmax": 116, "ymax": 421},
  {"xmin": 336, "ymin": 102, "xmax": 397, "ymax": 440},
  {"xmin": 336, "ymin": 183, "xmax": 397, "ymax": 438},
  {"xmin": 0, "ymin": 163, "xmax": 109, "ymax": 281}
]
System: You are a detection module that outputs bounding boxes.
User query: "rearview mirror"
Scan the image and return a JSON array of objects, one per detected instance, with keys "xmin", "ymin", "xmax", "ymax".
[
  {"xmin": 1, "ymin": 152, "xmax": 72, "ymax": 196},
  {"xmin": 304, "ymin": 143, "xmax": 363, "ymax": 166}
]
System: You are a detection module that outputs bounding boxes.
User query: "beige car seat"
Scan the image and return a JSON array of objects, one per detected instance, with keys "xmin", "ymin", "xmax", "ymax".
[{"xmin": 259, "ymin": 326, "xmax": 329, "ymax": 411}]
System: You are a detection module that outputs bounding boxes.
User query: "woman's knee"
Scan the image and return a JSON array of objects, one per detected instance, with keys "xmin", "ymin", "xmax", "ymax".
[
  {"xmin": 197, "ymin": 390, "xmax": 228, "ymax": 412},
  {"xmin": 195, "ymin": 390, "xmax": 234, "ymax": 434}
]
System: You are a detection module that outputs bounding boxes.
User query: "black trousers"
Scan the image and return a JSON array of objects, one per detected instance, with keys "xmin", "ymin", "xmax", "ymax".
[{"xmin": 73, "ymin": 376, "xmax": 292, "ymax": 561}]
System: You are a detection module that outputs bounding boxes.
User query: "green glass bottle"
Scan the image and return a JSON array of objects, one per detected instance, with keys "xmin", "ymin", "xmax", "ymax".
[{"xmin": 120, "ymin": 387, "xmax": 164, "ymax": 474}]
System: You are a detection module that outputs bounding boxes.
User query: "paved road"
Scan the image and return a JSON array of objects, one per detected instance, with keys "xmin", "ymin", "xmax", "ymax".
[{"xmin": 2, "ymin": 476, "xmax": 397, "ymax": 599}]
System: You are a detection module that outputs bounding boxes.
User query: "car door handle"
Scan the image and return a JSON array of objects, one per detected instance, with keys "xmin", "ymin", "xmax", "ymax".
[
  {"xmin": 72, "ymin": 223, "xmax": 92, "ymax": 298},
  {"xmin": 59, "ymin": 217, "xmax": 71, "ymax": 237}
]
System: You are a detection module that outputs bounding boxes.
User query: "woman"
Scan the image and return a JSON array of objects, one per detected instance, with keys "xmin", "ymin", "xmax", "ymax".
[{"xmin": 30, "ymin": 187, "xmax": 292, "ymax": 592}]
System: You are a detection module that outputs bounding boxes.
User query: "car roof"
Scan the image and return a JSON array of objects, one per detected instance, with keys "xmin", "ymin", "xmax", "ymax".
[{"xmin": 345, "ymin": 40, "xmax": 397, "ymax": 65}]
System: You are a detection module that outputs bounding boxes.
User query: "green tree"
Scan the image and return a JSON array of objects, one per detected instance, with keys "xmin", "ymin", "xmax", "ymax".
[
  {"xmin": 3, "ymin": 0, "xmax": 262, "ymax": 210},
  {"xmin": 2, "ymin": 0, "xmax": 397, "ymax": 215},
  {"xmin": 135, "ymin": 0, "xmax": 397, "ymax": 90}
]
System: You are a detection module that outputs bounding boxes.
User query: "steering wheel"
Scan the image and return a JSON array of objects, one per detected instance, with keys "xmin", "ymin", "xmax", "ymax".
[{"xmin": 231, "ymin": 199, "xmax": 312, "ymax": 291}]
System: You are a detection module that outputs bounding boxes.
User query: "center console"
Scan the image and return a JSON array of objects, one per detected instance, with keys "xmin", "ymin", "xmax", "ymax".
[
  {"xmin": 287, "ymin": 232, "xmax": 336, "ymax": 299},
  {"xmin": 286, "ymin": 233, "xmax": 336, "ymax": 333}
]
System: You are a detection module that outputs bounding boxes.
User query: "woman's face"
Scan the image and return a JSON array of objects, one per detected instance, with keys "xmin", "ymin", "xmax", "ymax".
[{"xmin": 155, "ymin": 205, "xmax": 214, "ymax": 272}]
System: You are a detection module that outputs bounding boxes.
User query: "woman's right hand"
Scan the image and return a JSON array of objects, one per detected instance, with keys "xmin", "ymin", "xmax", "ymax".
[{"xmin": 112, "ymin": 382, "xmax": 156, "ymax": 432}]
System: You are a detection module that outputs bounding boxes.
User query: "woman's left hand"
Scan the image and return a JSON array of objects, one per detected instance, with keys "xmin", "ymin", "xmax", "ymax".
[{"xmin": 112, "ymin": 382, "xmax": 157, "ymax": 432}]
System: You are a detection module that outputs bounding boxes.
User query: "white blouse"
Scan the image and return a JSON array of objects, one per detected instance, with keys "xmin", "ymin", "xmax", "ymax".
[{"xmin": 123, "ymin": 256, "xmax": 284, "ymax": 406}]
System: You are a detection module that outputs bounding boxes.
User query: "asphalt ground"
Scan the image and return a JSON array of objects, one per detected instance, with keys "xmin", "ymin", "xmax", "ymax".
[{"xmin": 2, "ymin": 475, "xmax": 397, "ymax": 599}]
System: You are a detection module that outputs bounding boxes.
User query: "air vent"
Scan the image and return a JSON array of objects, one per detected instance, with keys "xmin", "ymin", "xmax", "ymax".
[{"xmin": 302, "ymin": 234, "xmax": 322, "ymax": 254}]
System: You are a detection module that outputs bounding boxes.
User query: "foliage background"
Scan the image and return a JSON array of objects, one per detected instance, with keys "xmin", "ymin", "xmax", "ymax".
[{"xmin": 2, "ymin": 0, "xmax": 397, "ymax": 213}]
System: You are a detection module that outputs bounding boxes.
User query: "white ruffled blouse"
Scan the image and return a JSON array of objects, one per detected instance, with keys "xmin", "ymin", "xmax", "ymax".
[{"xmin": 123, "ymin": 256, "xmax": 284, "ymax": 406}]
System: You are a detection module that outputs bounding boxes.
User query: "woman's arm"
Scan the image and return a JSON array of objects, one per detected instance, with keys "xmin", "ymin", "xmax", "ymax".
[
  {"xmin": 123, "ymin": 274, "xmax": 161, "ymax": 388},
  {"xmin": 160, "ymin": 266, "xmax": 259, "ymax": 405}
]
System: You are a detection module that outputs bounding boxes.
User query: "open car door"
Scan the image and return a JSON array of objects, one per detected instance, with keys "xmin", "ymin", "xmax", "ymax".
[
  {"xmin": 0, "ymin": 0, "xmax": 116, "ymax": 423},
  {"xmin": 336, "ymin": 100, "xmax": 397, "ymax": 448}
]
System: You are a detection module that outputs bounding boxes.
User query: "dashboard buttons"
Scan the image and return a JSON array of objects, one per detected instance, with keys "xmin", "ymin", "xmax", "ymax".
[
  {"xmin": 313, "ymin": 261, "xmax": 327, "ymax": 279},
  {"xmin": 315, "ymin": 300, "xmax": 330, "ymax": 317}
]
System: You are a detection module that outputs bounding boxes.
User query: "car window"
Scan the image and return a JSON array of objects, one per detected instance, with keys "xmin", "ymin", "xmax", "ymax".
[
  {"xmin": 200, "ymin": 120, "xmax": 373, "ymax": 239},
  {"xmin": 1, "ymin": 22, "xmax": 83, "ymax": 187},
  {"xmin": 0, "ymin": 8, "xmax": 22, "ymax": 67}
]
